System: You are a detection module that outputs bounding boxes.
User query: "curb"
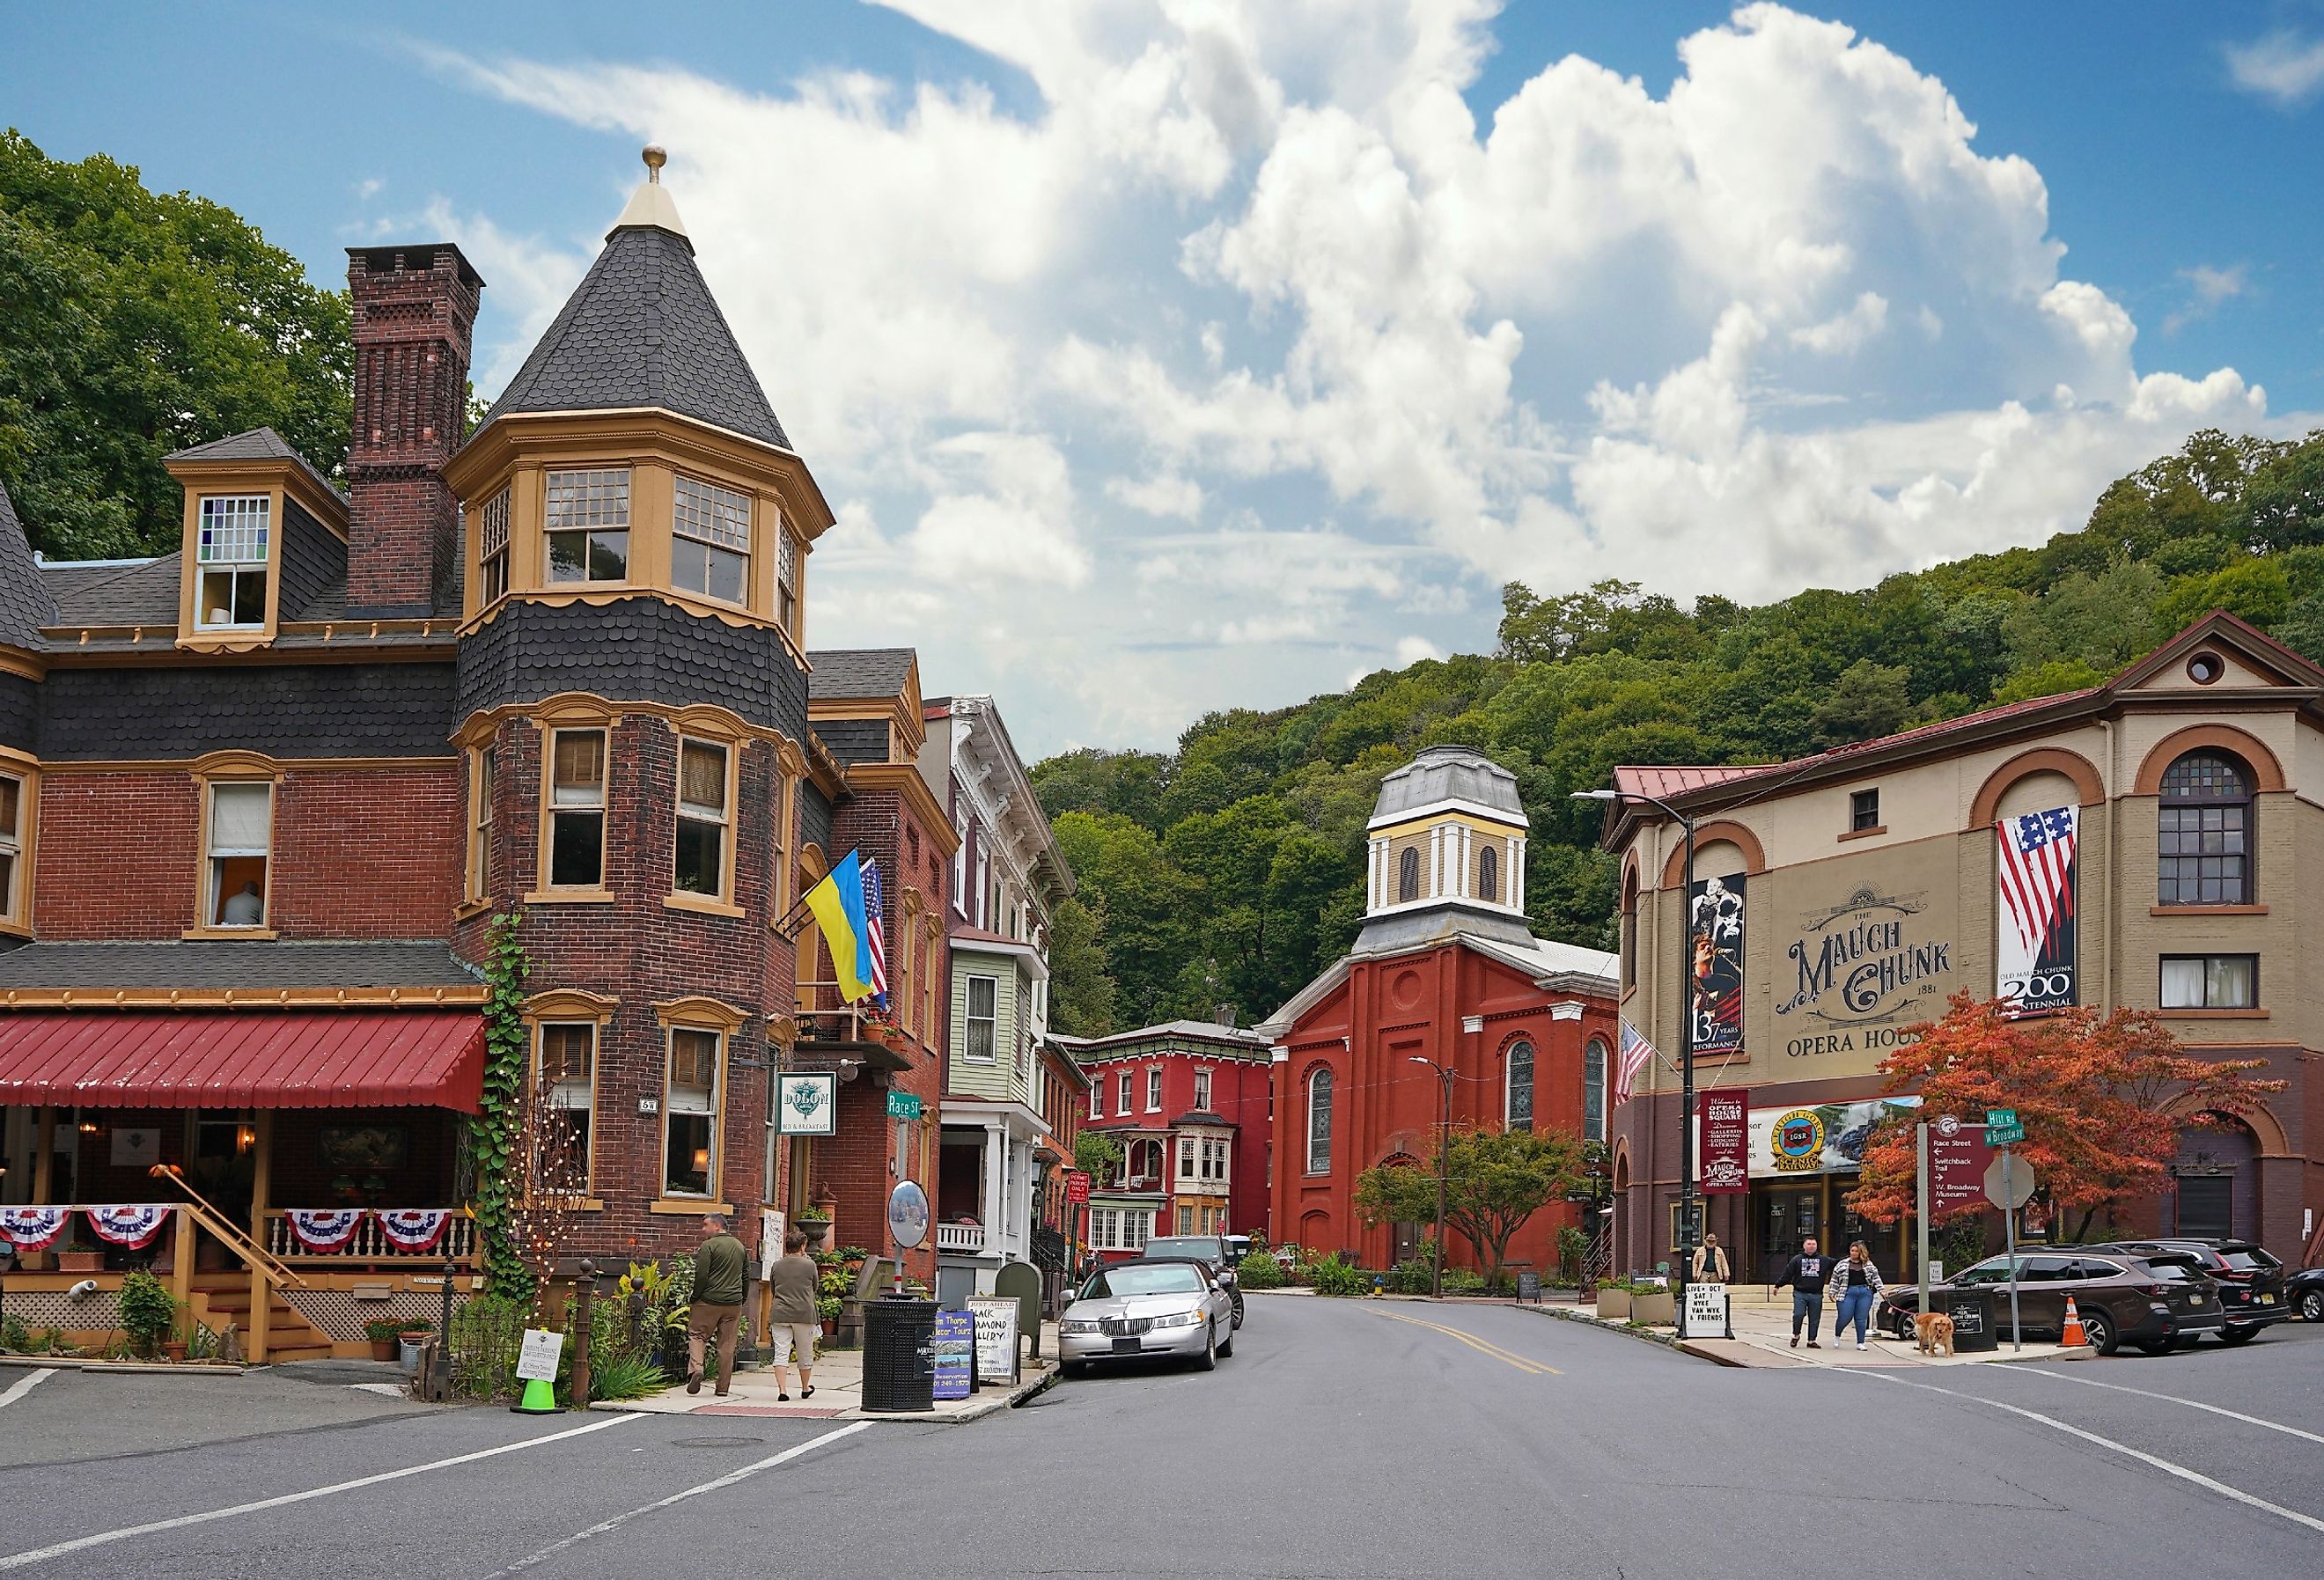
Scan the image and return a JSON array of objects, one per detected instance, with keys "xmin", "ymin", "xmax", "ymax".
[
  {"xmin": 1512, "ymin": 1302, "xmax": 1706, "ymax": 1362},
  {"xmin": 0, "ymin": 1356, "xmax": 246, "ymax": 1377}
]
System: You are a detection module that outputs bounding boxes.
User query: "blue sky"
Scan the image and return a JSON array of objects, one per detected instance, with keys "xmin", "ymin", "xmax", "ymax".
[{"xmin": 10, "ymin": 3, "xmax": 2324, "ymax": 753}]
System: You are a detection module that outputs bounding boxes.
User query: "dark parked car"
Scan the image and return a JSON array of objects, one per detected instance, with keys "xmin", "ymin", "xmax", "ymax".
[
  {"xmin": 1877, "ymin": 1251, "xmax": 2224, "ymax": 1355},
  {"xmin": 2287, "ymin": 1265, "xmax": 2324, "ymax": 1323},
  {"xmin": 2084, "ymin": 1239, "xmax": 2287, "ymax": 1343},
  {"xmin": 1139, "ymin": 1236, "xmax": 1243, "ymax": 1327}
]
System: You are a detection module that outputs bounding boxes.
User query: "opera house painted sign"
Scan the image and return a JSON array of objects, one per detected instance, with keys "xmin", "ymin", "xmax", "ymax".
[{"xmin": 1772, "ymin": 873, "xmax": 1961, "ymax": 1061}]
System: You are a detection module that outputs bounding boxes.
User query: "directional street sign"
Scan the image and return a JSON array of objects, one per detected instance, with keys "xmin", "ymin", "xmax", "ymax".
[
  {"xmin": 1983, "ymin": 1152, "xmax": 2037, "ymax": 1211},
  {"xmin": 1986, "ymin": 1106, "xmax": 2024, "ymax": 1145},
  {"xmin": 886, "ymin": 1090, "xmax": 923, "ymax": 1121}
]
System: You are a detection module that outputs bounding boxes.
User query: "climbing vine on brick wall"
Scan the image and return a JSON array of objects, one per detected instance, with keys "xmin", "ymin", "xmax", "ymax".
[{"xmin": 471, "ymin": 911, "xmax": 533, "ymax": 1305}]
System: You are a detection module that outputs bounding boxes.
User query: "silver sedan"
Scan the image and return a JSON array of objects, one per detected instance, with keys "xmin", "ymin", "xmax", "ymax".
[{"xmin": 1057, "ymin": 1259, "xmax": 1236, "ymax": 1376}]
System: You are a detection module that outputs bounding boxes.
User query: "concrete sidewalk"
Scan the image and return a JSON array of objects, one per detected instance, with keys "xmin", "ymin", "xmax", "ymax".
[
  {"xmin": 594, "ymin": 1322, "xmax": 1061, "ymax": 1422},
  {"xmin": 1564, "ymin": 1289, "xmax": 2093, "ymax": 1370}
]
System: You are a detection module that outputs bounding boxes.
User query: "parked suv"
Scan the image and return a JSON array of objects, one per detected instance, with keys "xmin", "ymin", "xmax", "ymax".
[
  {"xmin": 2287, "ymin": 1263, "xmax": 2324, "ymax": 1323},
  {"xmin": 1138, "ymin": 1236, "xmax": 1243, "ymax": 1328},
  {"xmin": 1877, "ymin": 1252, "xmax": 2224, "ymax": 1355},
  {"xmin": 2084, "ymin": 1239, "xmax": 2287, "ymax": 1344}
]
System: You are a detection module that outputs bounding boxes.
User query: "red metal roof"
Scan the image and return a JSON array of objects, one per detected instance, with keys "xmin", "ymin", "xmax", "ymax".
[{"xmin": 0, "ymin": 1010, "xmax": 486, "ymax": 1111}]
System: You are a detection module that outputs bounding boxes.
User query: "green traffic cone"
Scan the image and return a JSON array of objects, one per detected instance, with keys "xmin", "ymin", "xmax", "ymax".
[{"xmin": 510, "ymin": 1376, "xmax": 559, "ymax": 1415}]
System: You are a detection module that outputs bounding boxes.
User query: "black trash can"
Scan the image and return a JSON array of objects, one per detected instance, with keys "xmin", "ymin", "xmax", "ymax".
[
  {"xmin": 861, "ymin": 1295, "xmax": 938, "ymax": 1414},
  {"xmin": 1939, "ymin": 1287, "xmax": 1998, "ymax": 1352}
]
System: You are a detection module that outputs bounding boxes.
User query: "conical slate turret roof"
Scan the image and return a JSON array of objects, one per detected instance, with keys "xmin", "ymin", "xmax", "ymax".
[{"xmin": 478, "ymin": 158, "xmax": 791, "ymax": 452}]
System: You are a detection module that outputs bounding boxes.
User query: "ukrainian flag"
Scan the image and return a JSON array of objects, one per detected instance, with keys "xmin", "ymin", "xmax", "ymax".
[{"xmin": 804, "ymin": 850, "xmax": 877, "ymax": 1003}]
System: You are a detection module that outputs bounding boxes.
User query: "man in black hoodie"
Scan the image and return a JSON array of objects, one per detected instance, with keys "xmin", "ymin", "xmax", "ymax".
[{"xmin": 1773, "ymin": 1237, "xmax": 1831, "ymax": 1349}]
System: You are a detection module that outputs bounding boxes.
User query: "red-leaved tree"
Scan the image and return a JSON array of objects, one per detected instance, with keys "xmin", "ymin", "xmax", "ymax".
[{"xmin": 1849, "ymin": 992, "xmax": 2284, "ymax": 1241}]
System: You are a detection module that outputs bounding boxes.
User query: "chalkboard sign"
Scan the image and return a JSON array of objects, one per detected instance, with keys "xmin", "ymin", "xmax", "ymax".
[
  {"xmin": 930, "ymin": 1309, "xmax": 975, "ymax": 1400},
  {"xmin": 967, "ymin": 1296, "xmax": 1020, "ymax": 1385},
  {"xmin": 1516, "ymin": 1271, "xmax": 1542, "ymax": 1304}
]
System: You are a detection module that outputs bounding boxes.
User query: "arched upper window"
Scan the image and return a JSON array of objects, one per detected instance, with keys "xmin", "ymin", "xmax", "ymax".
[
  {"xmin": 1396, "ymin": 847, "xmax": 1420, "ymax": 904},
  {"xmin": 1305, "ymin": 1067, "xmax": 1334, "ymax": 1174},
  {"xmin": 1478, "ymin": 845, "xmax": 1499, "ymax": 902},
  {"xmin": 1504, "ymin": 1040, "xmax": 1533, "ymax": 1131},
  {"xmin": 2159, "ymin": 751, "xmax": 2253, "ymax": 905},
  {"xmin": 1583, "ymin": 1037, "xmax": 1608, "ymax": 1143},
  {"xmin": 1620, "ymin": 867, "xmax": 1638, "ymax": 993}
]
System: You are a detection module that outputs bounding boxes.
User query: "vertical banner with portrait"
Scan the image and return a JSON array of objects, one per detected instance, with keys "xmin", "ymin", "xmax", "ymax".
[
  {"xmin": 1996, "ymin": 805, "xmax": 2078, "ymax": 1018},
  {"xmin": 1687, "ymin": 873, "xmax": 1746, "ymax": 1055}
]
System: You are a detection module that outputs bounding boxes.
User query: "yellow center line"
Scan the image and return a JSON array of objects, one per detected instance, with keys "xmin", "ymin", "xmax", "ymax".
[{"xmin": 1369, "ymin": 1307, "xmax": 1562, "ymax": 1374}]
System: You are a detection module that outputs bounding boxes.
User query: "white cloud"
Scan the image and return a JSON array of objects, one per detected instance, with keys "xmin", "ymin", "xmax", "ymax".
[
  {"xmin": 414, "ymin": 3, "xmax": 2270, "ymax": 751},
  {"xmin": 1394, "ymin": 634, "xmax": 1445, "ymax": 665},
  {"xmin": 2225, "ymin": 31, "xmax": 2324, "ymax": 106},
  {"xmin": 2165, "ymin": 262, "xmax": 2250, "ymax": 334}
]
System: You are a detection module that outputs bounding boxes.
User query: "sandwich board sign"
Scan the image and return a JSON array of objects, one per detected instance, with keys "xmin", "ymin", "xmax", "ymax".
[
  {"xmin": 930, "ymin": 1308, "xmax": 975, "ymax": 1400},
  {"xmin": 1680, "ymin": 1282, "xmax": 1728, "ymax": 1340},
  {"xmin": 967, "ymin": 1296, "xmax": 1020, "ymax": 1384}
]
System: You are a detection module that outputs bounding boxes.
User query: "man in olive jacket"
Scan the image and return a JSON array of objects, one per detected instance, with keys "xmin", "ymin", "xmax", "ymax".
[{"xmin": 688, "ymin": 1212, "xmax": 750, "ymax": 1395}]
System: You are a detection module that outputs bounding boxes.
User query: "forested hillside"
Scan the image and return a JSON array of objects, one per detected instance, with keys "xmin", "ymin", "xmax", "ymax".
[{"xmin": 1033, "ymin": 428, "xmax": 2324, "ymax": 1037}]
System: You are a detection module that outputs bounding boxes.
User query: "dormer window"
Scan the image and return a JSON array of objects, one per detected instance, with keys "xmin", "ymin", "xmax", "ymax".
[
  {"xmin": 195, "ymin": 496, "xmax": 270, "ymax": 628},
  {"xmin": 673, "ymin": 474, "xmax": 751, "ymax": 604},
  {"xmin": 544, "ymin": 468, "xmax": 630, "ymax": 584}
]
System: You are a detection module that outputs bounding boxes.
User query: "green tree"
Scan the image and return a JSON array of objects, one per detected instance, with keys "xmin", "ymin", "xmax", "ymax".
[
  {"xmin": 1046, "ymin": 895, "xmax": 1117, "ymax": 1037},
  {"xmin": 1352, "ymin": 1126, "xmax": 1587, "ymax": 1284},
  {"xmin": 0, "ymin": 131, "xmax": 353, "ymax": 558},
  {"xmin": 1072, "ymin": 1128, "xmax": 1123, "ymax": 1183}
]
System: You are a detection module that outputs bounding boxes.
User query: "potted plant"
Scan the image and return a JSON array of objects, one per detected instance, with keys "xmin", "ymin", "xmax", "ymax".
[
  {"xmin": 364, "ymin": 1318, "xmax": 406, "ymax": 1363},
  {"xmin": 797, "ymin": 1209, "xmax": 831, "ymax": 1252},
  {"xmin": 1594, "ymin": 1280, "xmax": 1631, "ymax": 1319},
  {"xmin": 1631, "ymin": 1280, "xmax": 1676, "ymax": 1326},
  {"xmin": 56, "ymin": 1240, "xmax": 103, "ymax": 1275},
  {"xmin": 117, "ymin": 1270, "xmax": 177, "ymax": 1360}
]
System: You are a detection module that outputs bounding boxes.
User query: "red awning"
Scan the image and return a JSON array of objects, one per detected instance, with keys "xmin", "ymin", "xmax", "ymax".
[{"xmin": 0, "ymin": 1010, "xmax": 486, "ymax": 1112}]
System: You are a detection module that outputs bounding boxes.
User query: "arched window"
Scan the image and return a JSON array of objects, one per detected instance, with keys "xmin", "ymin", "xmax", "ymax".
[
  {"xmin": 1396, "ymin": 847, "xmax": 1420, "ymax": 904},
  {"xmin": 2159, "ymin": 751, "xmax": 2253, "ymax": 905},
  {"xmin": 1478, "ymin": 845, "xmax": 1499, "ymax": 902},
  {"xmin": 1583, "ymin": 1037, "xmax": 1608, "ymax": 1143},
  {"xmin": 1305, "ymin": 1067, "xmax": 1334, "ymax": 1173},
  {"xmin": 1620, "ymin": 867, "xmax": 1638, "ymax": 992},
  {"xmin": 1504, "ymin": 1040, "xmax": 1533, "ymax": 1130}
]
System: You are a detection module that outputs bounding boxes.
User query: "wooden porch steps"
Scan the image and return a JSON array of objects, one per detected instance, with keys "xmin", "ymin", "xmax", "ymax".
[{"xmin": 202, "ymin": 1283, "xmax": 335, "ymax": 1363}]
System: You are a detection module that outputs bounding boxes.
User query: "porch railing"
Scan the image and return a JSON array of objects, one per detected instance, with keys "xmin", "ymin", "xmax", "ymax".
[
  {"xmin": 262, "ymin": 1209, "xmax": 477, "ymax": 1263},
  {"xmin": 937, "ymin": 1223, "xmax": 987, "ymax": 1253}
]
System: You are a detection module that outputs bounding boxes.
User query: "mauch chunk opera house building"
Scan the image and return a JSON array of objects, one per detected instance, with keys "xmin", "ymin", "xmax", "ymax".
[
  {"xmin": 1597, "ymin": 612, "xmax": 2324, "ymax": 1285},
  {"xmin": 0, "ymin": 153, "xmax": 945, "ymax": 1357}
]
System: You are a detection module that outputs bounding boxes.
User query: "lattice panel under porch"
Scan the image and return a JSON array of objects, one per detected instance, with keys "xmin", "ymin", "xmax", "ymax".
[
  {"xmin": 3, "ymin": 1291, "xmax": 121, "ymax": 1331},
  {"xmin": 283, "ymin": 1288, "xmax": 444, "ymax": 1342}
]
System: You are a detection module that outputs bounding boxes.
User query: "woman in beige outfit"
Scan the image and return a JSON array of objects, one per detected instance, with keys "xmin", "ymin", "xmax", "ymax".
[{"xmin": 764, "ymin": 1227, "xmax": 821, "ymax": 1400}]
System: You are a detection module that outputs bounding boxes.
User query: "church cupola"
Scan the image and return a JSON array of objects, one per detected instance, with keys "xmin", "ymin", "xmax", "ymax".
[{"xmin": 1360, "ymin": 746, "xmax": 1530, "ymax": 939}]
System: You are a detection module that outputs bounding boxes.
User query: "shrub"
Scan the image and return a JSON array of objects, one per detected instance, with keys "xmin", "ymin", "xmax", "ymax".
[
  {"xmin": 587, "ymin": 1350, "xmax": 666, "ymax": 1402},
  {"xmin": 0, "ymin": 1313, "xmax": 29, "ymax": 1352},
  {"xmin": 1387, "ymin": 1259, "xmax": 1434, "ymax": 1295},
  {"xmin": 1440, "ymin": 1268, "xmax": 1487, "ymax": 1297},
  {"xmin": 117, "ymin": 1270, "xmax": 177, "ymax": 1357},
  {"xmin": 1556, "ymin": 1225, "xmax": 1590, "ymax": 1280},
  {"xmin": 1236, "ymin": 1251, "xmax": 1283, "ymax": 1290},
  {"xmin": 364, "ymin": 1319, "xmax": 409, "ymax": 1342},
  {"xmin": 1307, "ymin": 1253, "xmax": 1368, "ymax": 1297}
]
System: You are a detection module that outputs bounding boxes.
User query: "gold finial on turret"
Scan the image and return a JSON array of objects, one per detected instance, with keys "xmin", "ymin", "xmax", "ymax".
[{"xmin": 643, "ymin": 145, "xmax": 667, "ymax": 183}]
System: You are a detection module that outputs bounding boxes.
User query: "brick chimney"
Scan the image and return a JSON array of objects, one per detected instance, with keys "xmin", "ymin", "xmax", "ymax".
[{"xmin": 344, "ymin": 245, "xmax": 483, "ymax": 617}]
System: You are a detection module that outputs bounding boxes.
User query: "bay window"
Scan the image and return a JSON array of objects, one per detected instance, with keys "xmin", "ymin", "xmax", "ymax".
[
  {"xmin": 548, "ymin": 730, "xmax": 607, "ymax": 888},
  {"xmin": 673, "ymin": 739, "xmax": 731, "ymax": 898},
  {"xmin": 544, "ymin": 468, "xmax": 629, "ymax": 584},
  {"xmin": 672, "ymin": 474, "xmax": 750, "ymax": 605}
]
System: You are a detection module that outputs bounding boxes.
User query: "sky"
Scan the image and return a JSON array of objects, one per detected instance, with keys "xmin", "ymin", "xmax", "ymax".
[{"xmin": 10, "ymin": 1, "xmax": 2324, "ymax": 756}]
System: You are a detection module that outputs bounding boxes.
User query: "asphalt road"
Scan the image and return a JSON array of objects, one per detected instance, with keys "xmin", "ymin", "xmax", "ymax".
[{"xmin": 0, "ymin": 1299, "xmax": 2318, "ymax": 1577}]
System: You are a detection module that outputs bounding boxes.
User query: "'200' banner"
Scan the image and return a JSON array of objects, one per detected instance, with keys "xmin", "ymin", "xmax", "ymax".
[{"xmin": 1997, "ymin": 805, "xmax": 2077, "ymax": 1017}]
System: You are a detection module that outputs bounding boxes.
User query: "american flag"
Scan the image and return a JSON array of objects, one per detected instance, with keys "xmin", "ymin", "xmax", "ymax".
[
  {"xmin": 863, "ymin": 857, "xmax": 891, "ymax": 1009},
  {"xmin": 1997, "ymin": 805, "xmax": 2077, "ymax": 966},
  {"xmin": 1614, "ymin": 1020, "xmax": 1658, "ymax": 1106}
]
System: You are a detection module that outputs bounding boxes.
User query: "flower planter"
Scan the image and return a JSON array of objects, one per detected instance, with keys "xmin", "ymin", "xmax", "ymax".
[
  {"xmin": 161, "ymin": 1341, "xmax": 188, "ymax": 1363},
  {"xmin": 1594, "ymin": 1286, "xmax": 1631, "ymax": 1319},
  {"xmin": 798, "ymin": 1220, "xmax": 831, "ymax": 1252},
  {"xmin": 56, "ymin": 1251, "xmax": 102, "ymax": 1274},
  {"xmin": 1631, "ymin": 1290, "xmax": 1676, "ymax": 1326},
  {"xmin": 370, "ymin": 1339, "xmax": 400, "ymax": 1363}
]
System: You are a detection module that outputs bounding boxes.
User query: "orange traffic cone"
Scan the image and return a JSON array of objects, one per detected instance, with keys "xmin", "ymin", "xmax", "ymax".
[{"xmin": 2062, "ymin": 1295, "xmax": 2088, "ymax": 1348}]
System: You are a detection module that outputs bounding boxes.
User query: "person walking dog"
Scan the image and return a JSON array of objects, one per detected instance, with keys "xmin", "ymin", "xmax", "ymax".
[
  {"xmin": 1827, "ymin": 1239, "xmax": 1886, "ymax": 1351},
  {"xmin": 687, "ymin": 1212, "xmax": 749, "ymax": 1396},
  {"xmin": 1773, "ymin": 1236, "xmax": 1831, "ymax": 1349}
]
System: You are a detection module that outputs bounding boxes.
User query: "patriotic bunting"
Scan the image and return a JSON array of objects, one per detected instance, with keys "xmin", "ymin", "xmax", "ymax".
[
  {"xmin": 0, "ymin": 1206, "xmax": 72, "ymax": 1251},
  {"xmin": 84, "ymin": 1204, "xmax": 173, "ymax": 1249},
  {"xmin": 374, "ymin": 1209, "xmax": 452, "ymax": 1253},
  {"xmin": 284, "ymin": 1208, "xmax": 366, "ymax": 1253}
]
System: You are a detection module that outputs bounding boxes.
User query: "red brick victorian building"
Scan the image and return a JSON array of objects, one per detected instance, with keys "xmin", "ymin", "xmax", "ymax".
[
  {"xmin": 1260, "ymin": 746, "xmax": 1618, "ymax": 1276},
  {"xmin": 0, "ymin": 153, "xmax": 950, "ymax": 1352}
]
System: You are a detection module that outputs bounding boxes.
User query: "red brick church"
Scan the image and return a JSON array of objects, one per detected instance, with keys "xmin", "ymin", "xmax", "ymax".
[{"xmin": 1260, "ymin": 746, "xmax": 1617, "ymax": 1276}]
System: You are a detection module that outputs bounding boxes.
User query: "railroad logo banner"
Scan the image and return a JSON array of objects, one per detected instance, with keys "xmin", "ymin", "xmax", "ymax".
[
  {"xmin": 1687, "ymin": 874, "xmax": 1746, "ymax": 1055},
  {"xmin": 1997, "ymin": 805, "xmax": 2078, "ymax": 1017}
]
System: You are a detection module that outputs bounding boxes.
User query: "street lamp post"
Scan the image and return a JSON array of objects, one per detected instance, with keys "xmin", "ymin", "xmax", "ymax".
[
  {"xmin": 1408, "ymin": 1056, "xmax": 1455, "ymax": 1299},
  {"xmin": 1573, "ymin": 786, "xmax": 1696, "ymax": 1309}
]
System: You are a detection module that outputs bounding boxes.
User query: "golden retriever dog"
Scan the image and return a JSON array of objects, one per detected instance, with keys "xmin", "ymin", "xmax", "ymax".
[{"xmin": 1914, "ymin": 1311, "xmax": 1956, "ymax": 1356}]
